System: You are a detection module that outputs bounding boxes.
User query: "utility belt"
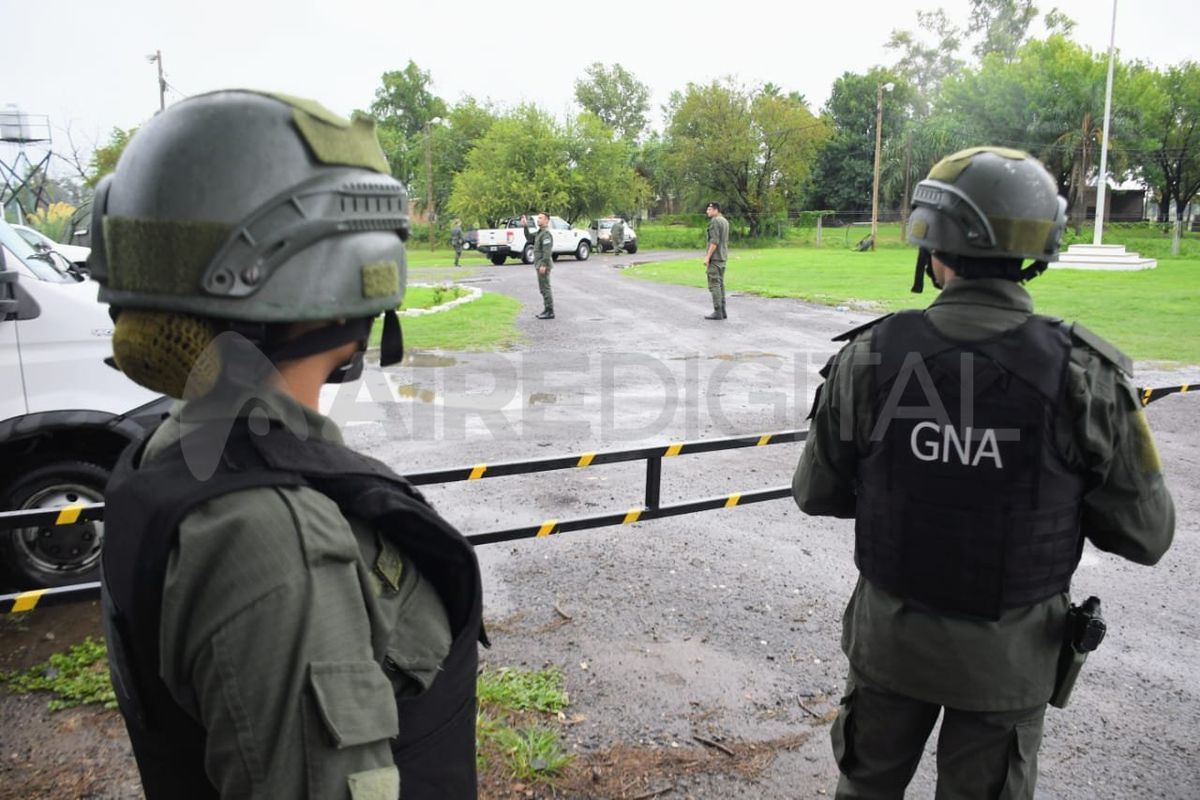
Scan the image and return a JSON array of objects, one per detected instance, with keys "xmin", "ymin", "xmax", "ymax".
[{"xmin": 1049, "ymin": 595, "xmax": 1107, "ymax": 708}]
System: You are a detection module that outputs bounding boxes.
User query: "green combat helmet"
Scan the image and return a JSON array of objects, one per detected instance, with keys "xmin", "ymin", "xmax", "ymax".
[
  {"xmin": 89, "ymin": 90, "xmax": 408, "ymax": 397},
  {"xmin": 907, "ymin": 146, "xmax": 1067, "ymax": 292}
]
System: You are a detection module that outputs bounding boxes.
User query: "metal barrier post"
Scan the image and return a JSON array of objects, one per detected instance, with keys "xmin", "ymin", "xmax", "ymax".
[{"xmin": 645, "ymin": 456, "xmax": 662, "ymax": 510}]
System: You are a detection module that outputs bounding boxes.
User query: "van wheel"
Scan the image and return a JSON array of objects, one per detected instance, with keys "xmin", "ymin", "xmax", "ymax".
[
  {"xmin": 625, "ymin": 242, "xmax": 638, "ymax": 254},
  {"xmin": 0, "ymin": 461, "xmax": 109, "ymax": 589},
  {"xmin": 575, "ymin": 240, "xmax": 591, "ymax": 261},
  {"xmin": 522, "ymin": 244, "xmax": 535, "ymax": 264},
  {"xmin": 489, "ymin": 254, "xmax": 506, "ymax": 266}
]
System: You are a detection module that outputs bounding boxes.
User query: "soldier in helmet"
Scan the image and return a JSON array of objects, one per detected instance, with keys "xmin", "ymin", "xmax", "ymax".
[
  {"xmin": 92, "ymin": 91, "xmax": 483, "ymax": 799},
  {"xmin": 792, "ymin": 147, "xmax": 1174, "ymax": 798}
]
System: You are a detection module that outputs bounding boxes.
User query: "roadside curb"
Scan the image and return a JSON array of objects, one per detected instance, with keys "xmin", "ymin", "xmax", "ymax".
[{"xmin": 401, "ymin": 283, "xmax": 483, "ymax": 317}]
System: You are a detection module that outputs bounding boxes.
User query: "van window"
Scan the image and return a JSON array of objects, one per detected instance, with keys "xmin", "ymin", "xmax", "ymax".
[
  {"xmin": 0, "ymin": 223, "xmax": 80, "ymax": 283},
  {"xmin": 1, "ymin": 244, "xmax": 77, "ymax": 284}
]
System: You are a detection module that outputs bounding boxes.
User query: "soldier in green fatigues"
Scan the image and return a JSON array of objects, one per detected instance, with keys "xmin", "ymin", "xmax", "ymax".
[
  {"xmin": 524, "ymin": 211, "xmax": 555, "ymax": 319},
  {"xmin": 793, "ymin": 147, "xmax": 1175, "ymax": 799},
  {"xmin": 92, "ymin": 91, "xmax": 483, "ymax": 800},
  {"xmin": 450, "ymin": 219, "xmax": 463, "ymax": 266},
  {"xmin": 702, "ymin": 201, "xmax": 729, "ymax": 320},
  {"xmin": 610, "ymin": 217, "xmax": 625, "ymax": 256}
]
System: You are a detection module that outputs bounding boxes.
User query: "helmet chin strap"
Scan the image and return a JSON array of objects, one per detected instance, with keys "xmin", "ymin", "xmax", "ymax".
[
  {"xmin": 911, "ymin": 248, "xmax": 941, "ymax": 293},
  {"xmin": 261, "ymin": 312, "xmax": 404, "ymax": 385},
  {"xmin": 327, "ymin": 310, "xmax": 404, "ymax": 384}
]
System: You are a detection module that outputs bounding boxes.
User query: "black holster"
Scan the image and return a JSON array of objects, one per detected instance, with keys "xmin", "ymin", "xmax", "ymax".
[{"xmin": 1050, "ymin": 596, "xmax": 1105, "ymax": 709}]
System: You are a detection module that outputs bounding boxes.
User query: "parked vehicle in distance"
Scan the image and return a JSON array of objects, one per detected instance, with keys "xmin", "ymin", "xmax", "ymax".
[
  {"xmin": 588, "ymin": 218, "xmax": 638, "ymax": 254},
  {"xmin": 12, "ymin": 223, "xmax": 92, "ymax": 270},
  {"xmin": 474, "ymin": 216, "xmax": 592, "ymax": 265},
  {"xmin": 0, "ymin": 218, "xmax": 168, "ymax": 590}
]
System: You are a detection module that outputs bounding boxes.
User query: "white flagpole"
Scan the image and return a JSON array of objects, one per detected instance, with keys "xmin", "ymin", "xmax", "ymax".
[{"xmin": 1094, "ymin": 0, "xmax": 1118, "ymax": 245}]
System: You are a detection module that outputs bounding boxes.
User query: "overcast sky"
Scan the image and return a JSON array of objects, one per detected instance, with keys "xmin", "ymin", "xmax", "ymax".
[{"xmin": 4, "ymin": 0, "xmax": 1198, "ymax": 164}]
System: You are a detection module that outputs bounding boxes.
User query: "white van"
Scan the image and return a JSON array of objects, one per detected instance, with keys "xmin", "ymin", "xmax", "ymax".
[{"xmin": 0, "ymin": 219, "xmax": 168, "ymax": 589}]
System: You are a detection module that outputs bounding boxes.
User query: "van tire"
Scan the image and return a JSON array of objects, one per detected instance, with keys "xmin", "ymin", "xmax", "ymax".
[
  {"xmin": 575, "ymin": 240, "xmax": 591, "ymax": 261},
  {"xmin": 489, "ymin": 254, "xmax": 506, "ymax": 266},
  {"xmin": 0, "ymin": 461, "xmax": 110, "ymax": 589},
  {"xmin": 522, "ymin": 243, "xmax": 535, "ymax": 264}
]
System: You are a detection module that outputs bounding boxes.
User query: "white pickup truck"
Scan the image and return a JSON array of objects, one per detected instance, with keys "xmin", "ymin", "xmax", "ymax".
[{"xmin": 475, "ymin": 216, "xmax": 592, "ymax": 265}]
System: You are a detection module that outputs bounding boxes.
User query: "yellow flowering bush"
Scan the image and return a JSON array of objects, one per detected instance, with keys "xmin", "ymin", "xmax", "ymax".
[{"xmin": 26, "ymin": 201, "xmax": 77, "ymax": 243}]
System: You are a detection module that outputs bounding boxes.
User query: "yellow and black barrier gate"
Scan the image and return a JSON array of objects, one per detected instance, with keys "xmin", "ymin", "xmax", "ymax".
[
  {"xmin": 2, "ymin": 380, "xmax": 1193, "ymax": 614},
  {"xmin": 0, "ymin": 428, "xmax": 807, "ymax": 613}
]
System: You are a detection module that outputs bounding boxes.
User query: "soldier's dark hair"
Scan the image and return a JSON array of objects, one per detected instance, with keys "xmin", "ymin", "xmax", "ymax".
[{"xmin": 706, "ymin": 201, "xmax": 721, "ymax": 211}]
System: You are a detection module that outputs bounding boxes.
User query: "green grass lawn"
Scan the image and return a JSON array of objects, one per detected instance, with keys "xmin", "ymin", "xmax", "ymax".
[
  {"xmin": 636, "ymin": 219, "xmax": 1200, "ymax": 256},
  {"xmin": 406, "ymin": 247, "xmax": 493, "ymax": 268},
  {"xmin": 626, "ymin": 249, "xmax": 1200, "ymax": 364},
  {"xmin": 401, "ymin": 284, "xmax": 468, "ymax": 310},
  {"xmin": 371, "ymin": 291, "xmax": 521, "ymax": 351}
]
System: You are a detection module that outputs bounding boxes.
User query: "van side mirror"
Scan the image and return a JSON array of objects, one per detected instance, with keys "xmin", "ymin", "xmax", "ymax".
[
  {"xmin": 0, "ymin": 268, "xmax": 40, "ymax": 321},
  {"xmin": 0, "ymin": 269, "xmax": 19, "ymax": 319}
]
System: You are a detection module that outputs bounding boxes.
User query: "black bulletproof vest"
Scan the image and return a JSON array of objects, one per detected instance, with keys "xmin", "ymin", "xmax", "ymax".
[
  {"xmin": 854, "ymin": 311, "xmax": 1085, "ymax": 620},
  {"xmin": 101, "ymin": 416, "xmax": 483, "ymax": 799}
]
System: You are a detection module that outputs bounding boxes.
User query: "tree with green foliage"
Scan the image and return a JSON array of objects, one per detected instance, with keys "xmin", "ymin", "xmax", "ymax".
[
  {"xmin": 447, "ymin": 106, "xmax": 645, "ymax": 226},
  {"xmin": 573, "ymin": 62, "xmax": 652, "ymax": 143},
  {"xmin": 937, "ymin": 36, "xmax": 1132, "ymax": 231},
  {"xmin": 1130, "ymin": 62, "xmax": 1200, "ymax": 224},
  {"xmin": 969, "ymin": 0, "xmax": 1039, "ymax": 61},
  {"xmin": 562, "ymin": 112, "xmax": 652, "ymax": 222},
  {"xmin": 407, "ymin": 98, "xmax": 498, "ymax": 223},
  {"xmin": 369, "ymin": 61, "xmax": 448, "ymax": 186},
  {"xmin": 86, "ymin": 127, "xmax": 137, "ymax": 188},
  {"xmin": 808, "ymin": 70, "xmax": 910, "ymax": 214},
  {"xmin": 664, "ymin": 80, "xmax": 828, "ymax": 235},
  {"xmin": 448, "ymin": 106, "xmax": 566, "ymax": 227},
  {"xmin": 886, "ymin": 9, "xmax": 965, "ymax": 113}
]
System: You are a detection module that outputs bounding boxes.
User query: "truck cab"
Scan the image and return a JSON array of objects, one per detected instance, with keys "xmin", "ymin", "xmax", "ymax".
[{"xmin": 0, "ymin": 219, "xmax": 168, "ymax": 589}]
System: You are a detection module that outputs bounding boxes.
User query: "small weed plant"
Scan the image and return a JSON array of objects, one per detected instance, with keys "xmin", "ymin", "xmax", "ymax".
[{"xmin": 0, "ymin": 636, "xmax": 116, "ymax": 710}]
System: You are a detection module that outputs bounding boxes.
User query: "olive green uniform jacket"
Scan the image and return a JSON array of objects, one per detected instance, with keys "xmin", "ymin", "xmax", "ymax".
[
  {"xmin": 147, "ymin": 388, "xmax": 452, "ymax": 799},
  {"xmin": 793, "ymin": 278, "xmax": 1175, "ymax": 712},
  {"xmin": 706, "ymin": 214, "xmax": 729, "ymax": 263}
]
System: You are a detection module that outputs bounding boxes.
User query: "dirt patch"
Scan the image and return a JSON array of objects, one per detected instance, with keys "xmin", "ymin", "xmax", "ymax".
[
  {"xmin": 0, "ymin": 694, "xmax": 140, "ymax": 800},
  {"xmin": 479, "ymin": 733, "xmax": 813, "ymax": 799},
  {"xmin": 0, "ymin": 603, "xmax": 105, "ymax": 674}
]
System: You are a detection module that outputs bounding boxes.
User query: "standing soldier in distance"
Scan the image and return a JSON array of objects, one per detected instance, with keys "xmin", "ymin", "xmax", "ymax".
[
  {"xmin": 523, "ymin": 211, "xmax": 555, "ymax": 319},
  {"xmin": 610, "ymin": 216, "xmax": 625, "ymax": 256},
  {"xmin": 702, "ymin": 201, "xmax": 729, "ymax": 320},
  {"xmin": 92, "ymin": 90, "xmax": 484, "ymax": 799},
  {"xmin": 450, "ymin": 219, "xmax": 464, "ymax": 266},
  {"xmin": 793, "ymin": 146, "xmax": 1174, "ymax": 799}
]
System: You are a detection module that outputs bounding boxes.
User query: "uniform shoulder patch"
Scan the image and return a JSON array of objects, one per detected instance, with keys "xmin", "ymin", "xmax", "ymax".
[
  {"xmin": 832, "ymin": 313, "xmax": 893, "ymax": 343},
  {"xmin": 1069, "ymin": 322, "xmax": 1132, "ymax": 376}
]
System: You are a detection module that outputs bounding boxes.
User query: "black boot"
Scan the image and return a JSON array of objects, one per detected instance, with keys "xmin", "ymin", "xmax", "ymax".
[
  {"xmin": 536, "ymin": 310, "xmax": 555, "ymax": 319},
  {"xmin": 704, "ymin": 310, "xmax": 723, "ymax": 320}
]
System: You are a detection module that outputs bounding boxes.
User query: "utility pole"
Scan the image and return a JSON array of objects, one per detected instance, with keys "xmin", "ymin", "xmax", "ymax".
[
  {"xmin": 870, "ymin": 82, "xmax": 894, "ymax": 251},
  {"xmin": 425, "ymin": 120, "xmax": 434, "ymax": 251},
  {"xmin": 424, "ymin": 116, "xmax": 444, "ymax": 251},
  {"xmin": 147, "ymin": 50, "xmax": 166, "ymax": 112}
]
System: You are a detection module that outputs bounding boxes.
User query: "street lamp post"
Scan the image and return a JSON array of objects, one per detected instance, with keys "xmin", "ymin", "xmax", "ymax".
[{"xmin": 870, "ymin": 82, "xmax": 895, "ymax": 252}]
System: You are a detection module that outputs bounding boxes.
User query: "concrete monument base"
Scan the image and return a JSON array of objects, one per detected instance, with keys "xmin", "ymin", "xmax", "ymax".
[{"xmin": 1052, "ymin": 243, "xmax": 1156, "ymax": 271}]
